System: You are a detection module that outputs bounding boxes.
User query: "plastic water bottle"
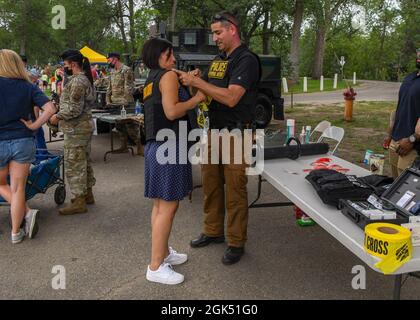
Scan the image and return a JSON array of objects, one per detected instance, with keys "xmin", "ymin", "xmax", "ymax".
[
  {"xmin": 121, "ymin": 106, "xmax": 127, "ymax": 118},
  {"xmin": 135, "ymin": 100, "xmax": 142, "ymax": 115},
  {"xmin": 286, "ymin": 119, "xmax": 295, "ymax": 141},
  {"xmin": 299, "ymin": 126, "xmax": 306, "ymax": 144},
  {"xmin": 305, "ymin": 126, "xmax": 311, "ymax": 144}
]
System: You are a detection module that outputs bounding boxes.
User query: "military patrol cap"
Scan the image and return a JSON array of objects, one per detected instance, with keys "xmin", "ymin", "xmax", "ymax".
[{"xmin": 107, "ymin": 52, "xmax": 121, "ymax": 59}]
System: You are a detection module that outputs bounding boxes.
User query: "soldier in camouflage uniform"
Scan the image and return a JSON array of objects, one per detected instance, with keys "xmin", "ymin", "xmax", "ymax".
[
  {"xmin": 49, "ymin": 50, "xmax": 97, "ymax": 215},
  {"xmin": 106, "ymin": 52, "xmax": 143, "ymax": 155}
]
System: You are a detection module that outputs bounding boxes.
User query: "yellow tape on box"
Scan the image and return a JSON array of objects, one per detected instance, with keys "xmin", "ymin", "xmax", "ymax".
[{"xmin": 364, "ymin": 223, "xmax": 412, "ymax": 275}]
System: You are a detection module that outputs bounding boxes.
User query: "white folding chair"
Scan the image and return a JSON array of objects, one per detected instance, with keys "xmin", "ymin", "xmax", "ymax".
[
  {"xmin": 310, "ymin": 120, "xmax": 331, "ymax": 141},
  {"xmin": 317, "ymin": 126, "xmax": 345, "ymax": 155}
]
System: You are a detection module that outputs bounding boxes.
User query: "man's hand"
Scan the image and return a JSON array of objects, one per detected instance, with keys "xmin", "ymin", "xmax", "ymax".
[
  {"xmin": 49, "ymin": 114, "xmax": 60, "ymax": 126},
  {"xmin": 188, "ymin": 68, "xmax": 202, "ymax": 78},
  {"xmin": 172, "ymin": 69, "xmax": 198, "ymax": 87},
  {"xmin": 383, "ymin": 136, "xmax": 392, "ymax": 150},
  {"xmin": 396, "ymin": 138, "xmax": 414, "ymax": 156}
]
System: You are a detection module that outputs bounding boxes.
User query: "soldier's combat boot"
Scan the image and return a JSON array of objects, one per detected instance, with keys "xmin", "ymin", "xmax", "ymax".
[
  {"xmin": 137, "ymin": 144, "xmax": 144, "ymax": 156},
  {"xmin": 59, "ymin": 196, "xmax": 87, "ymax": 215},
  {"xmin": 85, "ymin": 188, "xmax": 95, "ymax": 205},
  {"xmin": 71, "ymin": 188, "xmax": 95, "ymax": 205}
]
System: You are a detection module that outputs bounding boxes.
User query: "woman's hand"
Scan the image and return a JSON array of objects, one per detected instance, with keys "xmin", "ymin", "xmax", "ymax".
[
  {"xmin": 20, "ymin": 119, "xmax": 37, "ymax": 131},
  {"xmin": 49, "ymin": 114, "xmax": 60, "ymax": 126},
  {"xmin": 194, "ymin": 91, "xmax": 206, "ymax": 104},
  {"xmin": 21, "ymin": 101, "xmax": 57, "ymax": 131}
]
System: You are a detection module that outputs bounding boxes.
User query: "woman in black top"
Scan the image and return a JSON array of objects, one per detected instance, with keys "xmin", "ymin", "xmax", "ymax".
[{"xmin": 142, "ymin": 38, "xmax": 204, "ymax": 285}]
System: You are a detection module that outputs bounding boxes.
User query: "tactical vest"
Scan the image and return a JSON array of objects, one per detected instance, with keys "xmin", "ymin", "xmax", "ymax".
[
  {"xmin": 143, "ymin": 69, "xmax": 189, "ymax": 142},
  {"xmin": 207, "ymin": 45, "xmax": 261, "ymax": 129}
]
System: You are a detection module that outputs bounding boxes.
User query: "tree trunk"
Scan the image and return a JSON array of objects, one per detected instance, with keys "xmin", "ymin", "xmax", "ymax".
[
  {"xmin": 170, "ymin": 0, "xmax": 178, "ymax": 32},
  {"xmin": 290, "ymin": 0, "xmax": 304, "ymax": 83},
  {"xmin": 312, "ymin": 23, "xmax": 327, "ymax": 79},
  {"xmin": 116, "ymin": 0, "xmax": 129, "ymax": 54},
  {"xmin": 128, "ymin": 0, "xmax": 136, "ymax": 55},
  {"xmin": 262, "ymin": 9, "xmax": 270, "ymax": 54}
]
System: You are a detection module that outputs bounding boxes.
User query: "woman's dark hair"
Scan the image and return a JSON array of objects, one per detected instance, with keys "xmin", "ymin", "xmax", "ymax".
[
  {"xmin": 60, "ymin": 49, "xmax": 94, "ymax": 85},
  {"xmin": 141, "ymin": 38, "xmax": 173, "ymax": 70}
]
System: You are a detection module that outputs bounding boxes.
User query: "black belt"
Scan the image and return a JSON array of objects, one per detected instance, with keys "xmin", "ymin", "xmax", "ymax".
[{"xmin": 211, "ymin": 123, "xmax": 254, "ymax": 131}]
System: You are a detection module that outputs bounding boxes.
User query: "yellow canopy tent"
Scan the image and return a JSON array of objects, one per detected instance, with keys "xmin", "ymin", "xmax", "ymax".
[{"xmin": 79, "ymin": 46, "xmax": 108, "ymax": 64}]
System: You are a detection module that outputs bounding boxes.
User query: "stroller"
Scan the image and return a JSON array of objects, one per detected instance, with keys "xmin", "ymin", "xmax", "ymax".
[{"xmin": 0, "ymin": 150, "xmax": 66, "ymax": 207}]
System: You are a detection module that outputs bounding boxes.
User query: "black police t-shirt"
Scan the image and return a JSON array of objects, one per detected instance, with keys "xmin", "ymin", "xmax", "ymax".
[{"xmin": 202, "ymin": 47, "xmax": 259, "ymax": 91}]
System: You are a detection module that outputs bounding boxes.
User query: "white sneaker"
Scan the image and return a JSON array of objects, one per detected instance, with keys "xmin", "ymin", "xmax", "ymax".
[
  {"xmin": 146, "ymin": 263, "xmax": 184, "ymax": 285},
  {"xmin": 11, "ymin": 229, "xmax": 26, "ymax": 244},
  {"xmin": 164, "ymin": 247, "xmax": 188, "ymax": 266},
  {"xmin": 25, "ymin": 209, "xmax": 39, "ymax": 239}
]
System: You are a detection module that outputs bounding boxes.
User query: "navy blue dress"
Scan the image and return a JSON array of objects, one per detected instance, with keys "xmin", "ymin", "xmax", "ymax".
[{"xmin": 144, "ymin": 85, "xmax": 193, "ymax": 201}]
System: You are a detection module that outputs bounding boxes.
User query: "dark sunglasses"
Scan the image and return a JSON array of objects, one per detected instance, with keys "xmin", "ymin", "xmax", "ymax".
[{"xmin": 212, "ymin": 14, "xmax": 238, "ymax": 28}]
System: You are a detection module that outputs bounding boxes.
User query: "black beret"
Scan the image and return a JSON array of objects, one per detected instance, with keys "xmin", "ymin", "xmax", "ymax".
[{"xmin": 107, "ymin": 52, "xmax": 121, "ymax": 59}]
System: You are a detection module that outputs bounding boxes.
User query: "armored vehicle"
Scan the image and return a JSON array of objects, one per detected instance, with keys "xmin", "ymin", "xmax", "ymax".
[{"xmin": 132, "ymin": 28, "xmax": 284, "ymax": 128}]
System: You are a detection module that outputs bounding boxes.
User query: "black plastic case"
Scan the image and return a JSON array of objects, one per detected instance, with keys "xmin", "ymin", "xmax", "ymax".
[{"xmin": 339, "ymin": 167, "xmax": 420, "ymax": 229}]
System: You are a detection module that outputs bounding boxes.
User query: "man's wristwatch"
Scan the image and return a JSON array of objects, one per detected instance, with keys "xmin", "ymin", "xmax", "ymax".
[{"xmin": 409, "ymin": 134, "xmax": 417, "ymax": 143}]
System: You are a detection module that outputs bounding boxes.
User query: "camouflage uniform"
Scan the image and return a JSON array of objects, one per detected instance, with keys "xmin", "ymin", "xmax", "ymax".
[
  {"xmin": 106, "ymin": 65, "xmax": 141, "ymax": 151},
  {"xmin": 58, "ymin": 73, "xmax": 96, "ymax": 198},
  {"xmin": 106, "ymin": 64, "xmax": 135, "ymax": 105}
]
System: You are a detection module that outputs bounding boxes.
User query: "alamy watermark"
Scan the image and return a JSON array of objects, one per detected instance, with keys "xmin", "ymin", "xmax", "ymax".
[
  {"xmin": 154, "ymin": 122, "xmax": 265, "ymax": 176},
  {"xmin": 51, "ymin": 5, "xmax": 66, "ymax": 30},
  {"xmin": 52, "ymin": 265, "xmax": 66, "ymax": 290},
  {"xmin": 351, "ymin": 265, "xmax": 366, "ymax": 290}
]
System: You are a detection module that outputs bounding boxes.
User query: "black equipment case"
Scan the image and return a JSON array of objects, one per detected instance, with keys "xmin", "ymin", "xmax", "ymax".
[{"xmin": 339, "ymin": 167, "xmax": 420, "ymax": 230}]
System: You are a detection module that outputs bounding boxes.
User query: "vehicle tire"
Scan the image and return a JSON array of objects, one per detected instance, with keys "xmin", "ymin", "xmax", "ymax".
[
  {"xmin": 255, "ymin": 94, "xmax": 273, "ymax": 129},
  {"xmin": 54, "ymin": 185, "xmax": 66, "ymax": 205}
]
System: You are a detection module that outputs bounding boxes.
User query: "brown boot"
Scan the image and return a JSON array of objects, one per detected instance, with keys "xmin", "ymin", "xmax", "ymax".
[
  {"xmin": 59, "ymin": 196, "xmax": 87, "ymax": 215},
  {"xmin": 137, "ymin": 144, "xmax": 144, "ymax": 156},
  {"xmin": 71, "ymin": 189, "xmax": 95, "ymax": 205},
  {"xmin": 85, "ymin": 188, "xmax": 95, "ymax": 205}
]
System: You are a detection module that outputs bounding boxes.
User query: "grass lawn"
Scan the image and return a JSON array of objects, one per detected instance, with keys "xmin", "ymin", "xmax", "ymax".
[
  {"xmin": 282, "ymin": 78, "xmax": 359, "ymax": 95},
  {"xmin": 275, "ymin": 101, "xmax": 397, "ymax": 176}
]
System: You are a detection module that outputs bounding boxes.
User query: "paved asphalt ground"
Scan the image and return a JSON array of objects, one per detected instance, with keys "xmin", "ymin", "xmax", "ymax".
[
  {"xmin": 284, "ymin": 80, "xmax": 400, "ymax": 106},
  {"xmin": 1, "ymin": 81, "xmax": 419, "ymax": 300}
]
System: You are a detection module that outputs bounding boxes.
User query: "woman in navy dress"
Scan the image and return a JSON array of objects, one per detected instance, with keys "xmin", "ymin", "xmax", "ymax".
[{"xmin": 142, "ymin": 38, "xmax": 205, "ymax": 285}]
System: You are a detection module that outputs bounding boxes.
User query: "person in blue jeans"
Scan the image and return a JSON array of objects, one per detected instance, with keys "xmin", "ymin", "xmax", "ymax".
[{"xmin": 0, "ymin": 49, "xmax": 56, "ymax": 244}]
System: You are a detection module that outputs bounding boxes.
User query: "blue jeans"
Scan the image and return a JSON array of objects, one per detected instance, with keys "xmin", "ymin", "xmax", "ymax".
[{"xmin": 0, "ymin": 137, "xmax": 36, "ymax": 169}]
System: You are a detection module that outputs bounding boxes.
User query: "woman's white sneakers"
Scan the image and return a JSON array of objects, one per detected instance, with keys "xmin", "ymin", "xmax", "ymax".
[
  {"xmin": 146, "ymin": 247, "xmax": 188, "ymax": 285},
  {"xmin": 164, "ymin": 247, "xmax": 188, "ymax": 266},
  {"xmin": 25, "ymin": 209, "xmax": 39, "ymax": 239},
  {"xmin": 11, "ymin": 229, "xmax": 25, "ymax": 244},
  {"xmin": 146, "ymin": 263, "xmax": 185, "ymax": 285}
]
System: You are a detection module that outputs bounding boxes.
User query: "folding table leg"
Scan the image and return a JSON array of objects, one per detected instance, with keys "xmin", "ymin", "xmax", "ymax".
[{"xmin": 393, "ymin": 274, "xmax": 402, "ymax": 300}]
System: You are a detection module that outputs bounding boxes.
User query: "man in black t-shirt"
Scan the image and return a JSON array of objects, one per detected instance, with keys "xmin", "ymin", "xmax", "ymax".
[
  {"xmin": 176, "ymin": 12, "xmax": 261, "ymax": 265},
  {"xmin": 388, "ymin": 49, "xmax": 420, "ymax": 177}
]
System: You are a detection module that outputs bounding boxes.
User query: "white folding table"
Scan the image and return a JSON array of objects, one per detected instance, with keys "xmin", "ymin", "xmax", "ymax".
[{"xmin": 250, "ymin": 154, "xmax": 420, "ymax": 299}]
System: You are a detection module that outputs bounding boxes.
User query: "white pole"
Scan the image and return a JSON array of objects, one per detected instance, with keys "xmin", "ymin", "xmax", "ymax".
[
  {"xmin": 353, "ymin": 72, "xmax": 357, "ymax": 85},
  {"xmin": 303, "ymin": 77, "xmax": 308, "ymax": 93},
  {"xmin": 282, "ymin": 77, "xmax": 288, "ymax": 93},
  {"xmin": 334, "ymin": 74, "xmax": 338, "ymax": 89},
  {"xmin": 320, "ymin": 76, "xmax": 324, "ymax": 91}
]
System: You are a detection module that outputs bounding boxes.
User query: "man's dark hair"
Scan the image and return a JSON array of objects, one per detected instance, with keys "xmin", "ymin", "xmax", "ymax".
[
  {"xmin": 60, "ymin": 49, "xmax": 94, "ymax": 85},
  {"xmin": 212, "ymin": 11, "xmax": 240, "ymax": 35},
  {"xmin": 20, "ymin": 55, "xmax": 28, "ymax": 63},
  {"xmin": 141, "ymin": 38, "xmax": 174, "ymax": 70}
]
